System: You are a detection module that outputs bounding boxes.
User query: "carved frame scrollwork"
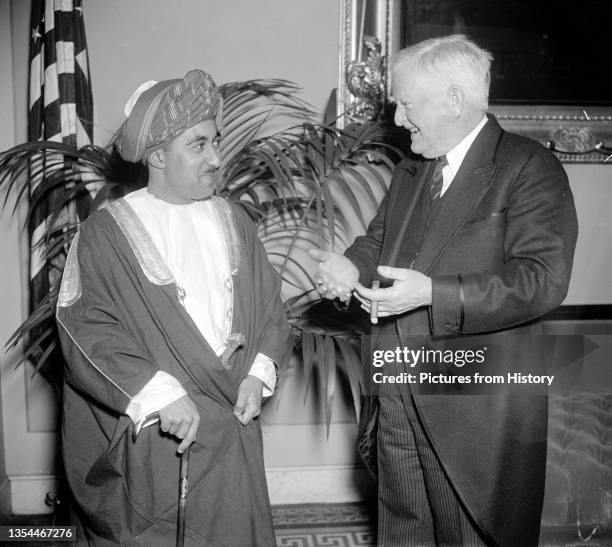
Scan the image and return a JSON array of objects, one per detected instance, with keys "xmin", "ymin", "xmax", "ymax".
[
  {"xmin": 337, "ymin": 0, "xmax": 397, "ymax": 129},
  {"xmin": 338, "ymin": 0, "xmax": 612, "ymax": 163},
  {"xmin": 487, "ymin": 104, "xmax": 612, "ymax": 163}
]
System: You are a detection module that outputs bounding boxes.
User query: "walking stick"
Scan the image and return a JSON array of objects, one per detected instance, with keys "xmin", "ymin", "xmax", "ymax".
[{"xmin": 176, "ymin": 446, "xmax": 190, "ymax": 547}]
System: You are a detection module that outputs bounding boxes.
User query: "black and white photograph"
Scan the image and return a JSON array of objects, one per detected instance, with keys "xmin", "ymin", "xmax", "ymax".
[{"xmin": 0, "ymin": 1, "xmax": 610, "ymax": 546}]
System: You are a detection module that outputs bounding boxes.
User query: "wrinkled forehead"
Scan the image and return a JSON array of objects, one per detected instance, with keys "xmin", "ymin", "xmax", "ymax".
[{"xmin": 390, "ymin": 65, "xmax": 424, "ymax": 100}]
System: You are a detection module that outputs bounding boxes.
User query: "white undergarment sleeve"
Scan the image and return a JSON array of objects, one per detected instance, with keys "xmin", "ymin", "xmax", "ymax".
[
  {"xmin": 125, "ymin": 370, "xmax": 186, "ymax": 434},
  {"xmin": 249, "ymin": 353, "xmax": 277, "ymax": 397}
]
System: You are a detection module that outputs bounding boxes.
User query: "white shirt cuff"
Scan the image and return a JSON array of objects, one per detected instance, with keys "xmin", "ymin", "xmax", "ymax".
[
  {"xmin": 125, "ymin": 371, "xmax": 186, "ymax": 434},
  {"xmin": 248, "ymin": 353, "xmax": 277, "ymax": 397}
]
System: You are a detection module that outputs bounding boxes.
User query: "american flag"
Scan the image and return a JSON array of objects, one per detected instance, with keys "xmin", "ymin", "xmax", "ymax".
[{"xmin": 28, "ymin": 0, "xmax": 93, "ymax": 380}]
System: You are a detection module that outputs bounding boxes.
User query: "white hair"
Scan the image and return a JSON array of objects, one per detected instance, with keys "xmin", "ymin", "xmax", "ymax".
[{"xmin": 391, "ymin": 34, "xmax": 493, "ymax": 110}]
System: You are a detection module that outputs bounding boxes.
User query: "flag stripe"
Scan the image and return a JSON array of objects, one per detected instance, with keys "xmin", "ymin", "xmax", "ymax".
[
  {"xmin": 27, "ymin": 0, "xmax": 94, "ymax": 378},
  {"xmin": 56, "ymin": 41, "xmax": 75, "ymax": 74}
]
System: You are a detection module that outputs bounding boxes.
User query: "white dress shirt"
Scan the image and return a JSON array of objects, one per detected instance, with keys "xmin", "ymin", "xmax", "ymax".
[
  {"xmin": 440, "ymin": 115, "xmax": 488, "ymax": 196},
  {"xmin": 123, "ymin": 189, "xmax": 276, "ymax": 431}
]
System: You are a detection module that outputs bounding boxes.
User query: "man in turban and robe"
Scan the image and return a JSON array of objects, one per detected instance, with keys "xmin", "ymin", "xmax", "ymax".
[{"xmin": 56, "ymin": 69, "xmax": 290, "ymax": 546}]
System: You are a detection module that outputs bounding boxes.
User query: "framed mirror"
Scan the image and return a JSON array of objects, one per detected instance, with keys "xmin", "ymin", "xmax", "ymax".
[{"xmin": 338, "ymin": 0, "xmax": 612, "ymax": 163}]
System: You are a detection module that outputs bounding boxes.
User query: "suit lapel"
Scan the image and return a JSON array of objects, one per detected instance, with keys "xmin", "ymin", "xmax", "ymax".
[
  {"xmin": 413, "ymin": 116, "xmax": 503, "ymax": 274},
  {"xmin": 384, "ymin": 161, "xmax": 430, "ymax": 268}
]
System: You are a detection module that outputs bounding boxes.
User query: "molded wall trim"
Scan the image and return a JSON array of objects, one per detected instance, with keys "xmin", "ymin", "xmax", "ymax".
[{"xmin": 7, "ymin": 475, "xmax": 57, "ymax": 515}]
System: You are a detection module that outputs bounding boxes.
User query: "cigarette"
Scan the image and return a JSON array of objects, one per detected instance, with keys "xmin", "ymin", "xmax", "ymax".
[{"xmin": 370, "ymin": 280, "xmax": 380, "ymax": 324}]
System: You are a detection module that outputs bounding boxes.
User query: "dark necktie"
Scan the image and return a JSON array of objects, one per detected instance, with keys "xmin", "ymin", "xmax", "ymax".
[{"xmin": 430, "ymin": 155, "xmax": 447, "ymax": 207}]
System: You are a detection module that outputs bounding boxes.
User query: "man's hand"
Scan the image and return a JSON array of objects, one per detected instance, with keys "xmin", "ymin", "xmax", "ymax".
[
  {"xmin": 354, "ymin": 266, "xmax": 432, "ymax": 320},
  {"xmin": 159, "ymin": 394, "xmax": 200, "ymax": 454},
  {"xmin": 234, "ymin": 375, "xmax": 264, "ymax": 425},
  {"xmin": 308, "ymin": 249, "xmax": 359, "ymax": 302}
]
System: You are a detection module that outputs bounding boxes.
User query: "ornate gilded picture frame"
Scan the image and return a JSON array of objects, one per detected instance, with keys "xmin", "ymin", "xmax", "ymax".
[{"xmin": 338, "ymin": 0, "xmax": 612, "ymax": 163}]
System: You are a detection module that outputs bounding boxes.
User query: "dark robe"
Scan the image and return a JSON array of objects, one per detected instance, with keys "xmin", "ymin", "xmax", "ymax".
[
  {"xmin": 56, "ymin": 197, "xmax": 291, "ymax": 546},
  {"xmin": 346, "ymin": 116, "xmax": 578, "ymax": 546}
]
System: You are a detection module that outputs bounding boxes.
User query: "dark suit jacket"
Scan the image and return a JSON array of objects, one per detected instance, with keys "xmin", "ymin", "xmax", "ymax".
[{"xmin": 345, "ymin": 116, "xmax": 578, "ymax": 546}]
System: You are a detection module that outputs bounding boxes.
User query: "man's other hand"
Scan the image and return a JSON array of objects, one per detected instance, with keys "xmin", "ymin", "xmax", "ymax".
[
  {"xmin": 308, "ymin": 249, "xmax": 359, "ymax": 302},
  {"xmin": 159, "ymin": 395, "xmax": 200, "ymax": 454},
  {"xmin": 354, "ymin": 265, "xmax": 432, "ymax": 317},
  {"xmin": 234, "ymin": 375, "xmax": 264, "ymax": 425}
]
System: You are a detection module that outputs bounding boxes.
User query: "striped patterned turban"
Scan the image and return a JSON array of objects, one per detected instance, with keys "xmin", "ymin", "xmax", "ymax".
[{"xmin": 116, "ymin": 69, "xmax": 223, "ymax": 163}]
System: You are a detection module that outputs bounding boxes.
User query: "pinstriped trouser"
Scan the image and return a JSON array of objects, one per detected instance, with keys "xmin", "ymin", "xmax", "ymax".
[{"xmin": 377, "ymin": 381, "xmax": 487, "ymax": 547}]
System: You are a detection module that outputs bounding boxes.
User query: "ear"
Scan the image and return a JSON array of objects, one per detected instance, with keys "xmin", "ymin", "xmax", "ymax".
[
  {"xmin": 147, "ymin": 149, "xmax": 165, "ymax": 169},
  {"xmin": 448, "ymin": 85, "xmax": 465, "ymax": 117}
]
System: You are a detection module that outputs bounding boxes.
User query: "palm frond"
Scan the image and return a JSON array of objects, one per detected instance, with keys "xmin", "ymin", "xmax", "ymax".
[
  {"xmin": 5, "ymin": 287, "xmax": 59, "ymax": 350},
  {"xmin": 336, "ymin": 337, "xmax": 363, "ymax": 421},
  {"xmin": 322, "ymin": 334, "xmax": 336, "ymax": 436},
  {"xmin": 0, "ymin": 142, "xmax": 146, "ymax": 223},
  {"xmin": 220, "ymin": 79, "xmax": 315, "ymax": 170},
  {"xmin": 291, "ymin": 326, "xmax": 364, "ymax": 433}
]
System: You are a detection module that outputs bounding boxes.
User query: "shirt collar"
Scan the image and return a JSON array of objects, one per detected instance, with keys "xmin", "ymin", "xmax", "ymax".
[{"xmin": 445, "ymin": 115, "xmax": 488, "ymax": 179}]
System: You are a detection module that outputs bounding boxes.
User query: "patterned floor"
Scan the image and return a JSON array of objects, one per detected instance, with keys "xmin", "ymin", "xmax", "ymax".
[
  {"xmin": 272, "ymin": 505, "xmax": 612, "ymax": 547},
  {"xmin": 1, "ymin": 504, "xmax": 377, "ymax": 547},
  {"xmin": 273, "ymin": 503, "xmax": 376, "ymax": 547},
  {"xmin": 5, "ymin": 505, "xmax": 612, "ymax": 546}
]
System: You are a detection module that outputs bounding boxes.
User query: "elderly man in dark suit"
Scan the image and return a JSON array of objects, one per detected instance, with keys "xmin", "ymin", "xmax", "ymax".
[{"xmin": 310, "ymin": 34, "xmax": 577, "ymax": 546}]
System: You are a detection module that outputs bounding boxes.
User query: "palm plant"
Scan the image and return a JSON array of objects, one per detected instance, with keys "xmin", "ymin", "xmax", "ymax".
[{"xmin": 0, "ymin": 79, "xmax": 400, "ymax": 429}]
